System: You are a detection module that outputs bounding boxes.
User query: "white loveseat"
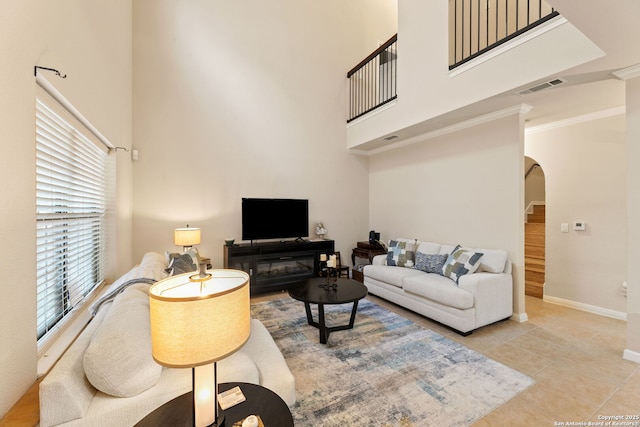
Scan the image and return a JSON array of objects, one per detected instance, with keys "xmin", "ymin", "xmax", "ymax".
[
  {"xmin": 363, "ymin": 239, "xmax": 513, "ymax": 335},
  {"xmin": 39, "ymin": 252, "xmax": 295, "ymax": 427}
]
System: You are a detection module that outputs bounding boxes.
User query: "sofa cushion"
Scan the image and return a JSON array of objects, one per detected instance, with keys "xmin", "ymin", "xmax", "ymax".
[
  {"xmin": 217, "ymin": 350, "xmax": 260, "ymax": 384},
  {"xmin": 414, "ymin": 252, "xmax": 448, "ymax": 274},
  {"xmin": 364, "ymin": 264, "xmax": 426, "ymax": 288},
  {"xmin": 416, "ymin": 241, "xmax": 441, "ymax": 255},
  {"xmin": 471, "ymin": 248, "xmax": 508, "ymax": 273},
  {"xmin": 83, "ymin": 283, "xmax": 162, "ymax": 397},
  {"xmin": 438, "ymin": 244, "xmax": 457, "ymax": 255},
  {"xmin": 442, "ymin": 246, "xmax": 484, "ymax": 284},
  {"xmin": 403, "ymin": 273, "xmax": 475, "ymax": 310},
  {"xmin": 139, "ymin": 251, "xmax": 170, "ymax": 281},
  {"xmin": 386, "ymin": 240, "xmax": 417, "ymax": 267}
]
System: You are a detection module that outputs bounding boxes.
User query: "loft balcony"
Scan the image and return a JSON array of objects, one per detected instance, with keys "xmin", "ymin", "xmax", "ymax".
[
  {"xmin": 449, "ymin": 0, "xmax": 558, "ymax": 71},
  {"xmin": 345, "ymin": 1, "xmax": 610, "ymax": 154},
  {"xmin": 347, "ymin": 0, "xmax": 558, "ymax": 125}
]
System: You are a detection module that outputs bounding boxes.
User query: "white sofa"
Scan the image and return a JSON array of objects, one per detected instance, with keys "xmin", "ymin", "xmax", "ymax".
[
  {"xmin": 39, "ymin": 252, "xmax": 295, "ymax": 427},
  {"xmin": 363, "ymin": 239, "xmax": 513, "ymax": 335}
]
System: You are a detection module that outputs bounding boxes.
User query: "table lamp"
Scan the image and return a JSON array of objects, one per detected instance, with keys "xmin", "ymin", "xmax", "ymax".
[
  {"xmin": 174, "ymin": 225, "xmax": 201, "ymax": 251},
  {"xmin": 149, "ymin": 266, "xmax": 250, "ymax": 427}
]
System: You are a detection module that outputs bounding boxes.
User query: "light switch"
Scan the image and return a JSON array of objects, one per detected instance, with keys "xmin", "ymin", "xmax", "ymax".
[{"xmin": 561, "ymin": 223, "xmax": 569, "ymax": 233}]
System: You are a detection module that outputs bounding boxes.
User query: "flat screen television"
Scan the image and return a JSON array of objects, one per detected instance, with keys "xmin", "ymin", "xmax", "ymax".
[{"xmin": 242, "ymin": 198, "xmax": 309, "ymax": 241}]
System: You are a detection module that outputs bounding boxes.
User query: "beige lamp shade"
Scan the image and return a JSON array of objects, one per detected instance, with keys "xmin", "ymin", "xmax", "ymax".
[
  {"xmin": 174, "ymin": 227, "xmax": 201, "ymax": 247},
  {"xmin": 148, "ymin": 269, "xmax": 250, "ymax": 368}
]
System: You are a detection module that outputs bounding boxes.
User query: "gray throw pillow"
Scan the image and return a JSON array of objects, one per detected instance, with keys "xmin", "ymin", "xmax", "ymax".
[{"xmin": 165, "ymin": 249, "xmax": 199, "ymax": 275}]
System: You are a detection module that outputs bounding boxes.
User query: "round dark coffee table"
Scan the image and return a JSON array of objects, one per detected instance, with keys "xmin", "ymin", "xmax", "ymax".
[
  {"xmin": 134, "ymin": 382, "xmax": 293, "ymax": 427},
  {"xmin": 288, "ymin": 277, "xmax": 368, "ymax": 344}
]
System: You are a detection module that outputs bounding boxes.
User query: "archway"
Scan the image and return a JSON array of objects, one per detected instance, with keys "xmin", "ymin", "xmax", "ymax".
[{"xmin": 524, "ymin": 156, "xmax": 546, "ymax": 298}]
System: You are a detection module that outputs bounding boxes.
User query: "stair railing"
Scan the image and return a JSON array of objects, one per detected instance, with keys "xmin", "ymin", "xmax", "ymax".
[
  {"xmin": 525, "ymin": 163, "xmax": 540, "ymax": 179},
  {"xmin": 347, "ymin": 35, "xmax": 397, "ymax": 123}
]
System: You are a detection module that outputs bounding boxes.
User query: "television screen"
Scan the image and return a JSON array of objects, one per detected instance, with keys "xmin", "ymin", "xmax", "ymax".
[{"xmin": 242, "ymin": 198, "xmax": 309, "ymax": 241}]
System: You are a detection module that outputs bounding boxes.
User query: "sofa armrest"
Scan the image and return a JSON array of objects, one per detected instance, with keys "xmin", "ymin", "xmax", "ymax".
[
  {"xmin": 39, "ymin": 309, "xmax": 107, "ymax": 427},
  {"xmin": 372, "ymin": 254, "xmax": 386, "ymax": 266},
  {"xmin": 457, "ymin": 272, "xmax": 513, "ymax": 327}
]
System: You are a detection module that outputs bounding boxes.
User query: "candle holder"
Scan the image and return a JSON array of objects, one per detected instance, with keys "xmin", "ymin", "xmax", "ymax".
[{"xmin": 320, "ymin": 267, "xmax": 338, "ymax": 290}]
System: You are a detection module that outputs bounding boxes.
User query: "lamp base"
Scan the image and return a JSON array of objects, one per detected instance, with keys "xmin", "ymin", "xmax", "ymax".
[{"xmin": 211, "ymin": 414, "xmax": 225, "ymax": 427}]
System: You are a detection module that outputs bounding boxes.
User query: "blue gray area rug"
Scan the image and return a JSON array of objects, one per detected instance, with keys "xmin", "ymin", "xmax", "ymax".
[{"xmin": 251, "ymin": 297, "xmax": 534, "ymax": 427}]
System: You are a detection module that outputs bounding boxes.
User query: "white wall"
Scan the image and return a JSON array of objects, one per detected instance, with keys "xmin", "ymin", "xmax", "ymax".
[
  {"xmin": 368, "ymin": 112, "xmax": 526, "ymax": 316},
  {"xmin": 525, "ymin": 113, "xmax": 627, "ymax": 314},
  {"xmin": 0, "ymin": 1, "xmax": 133, "ymax": 417},
  {"xmin": 624, "ymin": 73, "xmax": 640, "ymax": 358},
  {"xmin": 131, "ymin": 1, "xmax": 396, "ymax": 265}
]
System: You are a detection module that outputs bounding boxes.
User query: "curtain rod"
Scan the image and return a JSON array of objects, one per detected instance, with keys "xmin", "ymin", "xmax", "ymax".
[{"xmin": 34, "ymin": 66, "xmax": 115, "ymax": 150}]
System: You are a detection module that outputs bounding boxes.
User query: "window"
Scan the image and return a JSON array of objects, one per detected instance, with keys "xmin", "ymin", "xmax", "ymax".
[{"xmin": 35, "ymin": 86, "xmax": 109, "ymax": 344}]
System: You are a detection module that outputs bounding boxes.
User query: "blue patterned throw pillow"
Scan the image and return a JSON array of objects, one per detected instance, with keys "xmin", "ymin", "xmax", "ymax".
[
  {"xmin": 386, "ymin": 240, "xmax": 417, "ymax": 267},
  {"xmin": 442, "ymin": 245, "xmax": 483, "ymax": 284},
  {"xmin": 414, "ymin": 252, "xmax": 448, "ymax": 274}
]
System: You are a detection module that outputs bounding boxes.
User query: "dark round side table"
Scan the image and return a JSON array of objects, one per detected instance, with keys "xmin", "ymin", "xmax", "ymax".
[
  {"xmin": 134, "ymin": 382, "xmax": 293, "ymax": 427},
  {"xmin": 288, "ymin": 277, "xmax": 368, "ymax": 344}
]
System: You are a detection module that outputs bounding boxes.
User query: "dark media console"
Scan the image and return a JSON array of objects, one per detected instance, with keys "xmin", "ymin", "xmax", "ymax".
[{"xmin": 223, "ymin": 240, "xmax": 335, "ymax": 294}]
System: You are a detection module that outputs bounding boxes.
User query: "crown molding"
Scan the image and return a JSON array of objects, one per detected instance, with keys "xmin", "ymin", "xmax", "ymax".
[
  {"xmin": 365, "ymin": 104, "xmax": 532, "ymax": 156},
  {"xmin": 525, "ymin": 106, "xmax": 625, "ymax": 135},
  {"xmin": 613, "ymin": 64, "xmax": 640, "ymax": 81}
]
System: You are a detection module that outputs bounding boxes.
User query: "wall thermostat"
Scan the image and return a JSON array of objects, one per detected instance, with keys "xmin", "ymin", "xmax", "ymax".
[{"xmin": 573, "ymin": 221, "xmax": 586, "ymax": 231}]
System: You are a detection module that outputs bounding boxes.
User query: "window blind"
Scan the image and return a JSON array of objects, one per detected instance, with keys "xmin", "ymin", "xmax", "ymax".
[{"xmin": 35, "ymin": 88, "xmax": 109, "ymax": 343}]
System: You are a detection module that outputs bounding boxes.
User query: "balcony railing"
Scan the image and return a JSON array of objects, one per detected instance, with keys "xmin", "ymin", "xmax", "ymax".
[
  {"xmin": 347, "ymin": 35, "xmax": 397, "ymax": 123},
  {"xmin": 346, "ymin": 3, "xmax": 558, "ymax": 122},
  {"xmin": 449, "ymin": 0, "xmax": 559, "ymax": 69}
]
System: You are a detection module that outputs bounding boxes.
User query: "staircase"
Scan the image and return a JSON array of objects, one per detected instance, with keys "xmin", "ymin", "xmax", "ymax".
[{"xmin": 525, "ymin": 204, "xmax": 545, "ymax": 298}]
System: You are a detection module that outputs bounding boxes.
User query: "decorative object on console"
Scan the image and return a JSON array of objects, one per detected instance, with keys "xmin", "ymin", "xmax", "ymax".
[
  {"xmin": 225, "ymin": 238, "xmax": 235, "ymax": 246},
  {"xmin": 174, "ymin": 225, "xmax": 201, "ymax": 251},
  {"xmin": 149, "ymin": 265, "xmax": 250, "ymax": 427},
  {"xmin": 315, "ymin": 222, "xmax": 327, "ymax": 240}
]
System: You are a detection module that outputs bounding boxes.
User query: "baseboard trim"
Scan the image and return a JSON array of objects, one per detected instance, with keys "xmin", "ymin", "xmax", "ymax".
[
  {"xmin": 623, "ymin": 349, "xmax": 640, "ymax": 364},
  {"xmin": 511, "ymin": 312, "xmax": 528, "ymax": 323},
  {"xmin": 543, "ymin": 295, "xmax": 627, "ymax": 321}
]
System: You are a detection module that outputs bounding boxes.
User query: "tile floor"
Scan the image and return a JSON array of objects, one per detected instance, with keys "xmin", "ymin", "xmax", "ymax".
[{"xmin": 254, "ymin": 291, "xmax": 640, "ymax": 426}]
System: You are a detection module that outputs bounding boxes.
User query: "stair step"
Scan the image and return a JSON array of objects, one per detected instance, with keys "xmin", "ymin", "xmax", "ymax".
[
  {"xmin": 527, "ymin": 218, "xmax": 545, "ymax": 223},
  {"xmin": 525, "ymin": 245, "xmax": 545, "ymax": 258},
  {"xmin": 525, "ymin": 256, "xmax": 545, "ymax": 266},
  {"xmin": 525, "ymin": 262, "xmax": 545, "ymax": 272},
  {"xmin": 525, "ymin": 204, "xmax": 545, "ymax": 299},
  {"xmin": 525, "ymin": 269, "xmax": 545, "ymax": 282},
  {"xmin": 525, "ymin": 282, "xmax": 544, "ymax": 298},
  {"xmin": 525, "ymin": 222, "xmax": 545, "ymax": 231},
  {"xmin": 526, "ymin": 205, "xmax": 546, "ymax": 224},
  {"xmin": 524, "ymin": 258, "xmax": 544, "ymax": 271},
  {"xmin": 524, "ymin": 233, "xmax": 545, "ymax": 246}
]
